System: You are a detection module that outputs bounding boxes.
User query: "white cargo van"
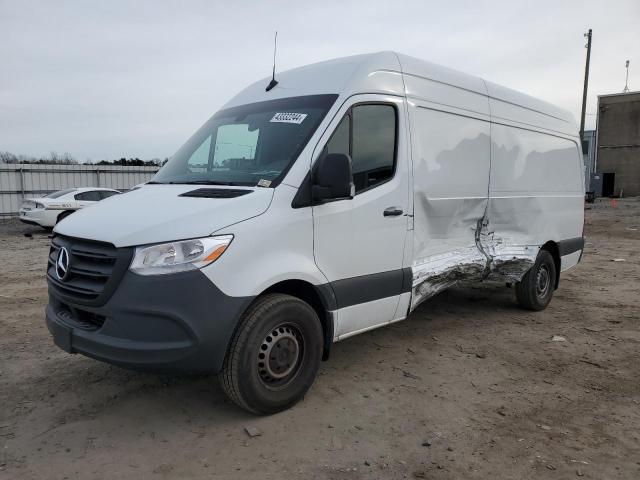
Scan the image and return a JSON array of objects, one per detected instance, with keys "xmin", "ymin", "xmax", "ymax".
[{"xmin": 46, "ymin": 52, "xmax": 584, "ymax": 414}]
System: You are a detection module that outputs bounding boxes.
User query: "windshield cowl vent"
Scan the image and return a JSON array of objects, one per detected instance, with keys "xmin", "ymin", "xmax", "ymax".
[{"xmin": 178, "ymin": 188, "xmax": 253, "ymax": 199}]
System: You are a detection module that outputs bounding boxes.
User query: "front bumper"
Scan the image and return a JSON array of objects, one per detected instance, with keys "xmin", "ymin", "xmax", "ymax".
[
  {"xmin": 20, "ymin": 217, "xmax": 41, "ymax": 227},
  {"xmin": 46, "ymin": 269, "xmax": 253, "ymax": 373}
]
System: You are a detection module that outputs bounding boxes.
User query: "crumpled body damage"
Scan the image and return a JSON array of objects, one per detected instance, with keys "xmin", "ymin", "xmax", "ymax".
[
  {"xmin": 405, "ymin": 88, "xmax": 583, "ymax": 313},
  {"xmin": 409, "ymin": 196, "xmax": 540, "ymax": 312},
  {"xmin": 409, "ymin": 234, "xmax": 538, "ymax": 312}
]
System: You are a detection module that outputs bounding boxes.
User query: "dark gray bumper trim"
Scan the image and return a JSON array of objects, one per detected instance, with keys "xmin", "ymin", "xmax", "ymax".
[
  {"xmin": 328, "ymin": 267, "xmax": 413, "ymax": 309},
  {"xmin": 46, "ymin": 269, "xmax": 254, "ymax": 373},
  {"xmin": 558, "ymin": 237, "xmax": 585, "ymax": 256}
]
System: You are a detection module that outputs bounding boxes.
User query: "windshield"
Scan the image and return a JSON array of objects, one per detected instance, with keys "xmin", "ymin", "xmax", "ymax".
[
  {"xmin": 45, "ymin": 188, "xmax": 77, "ymax": 198},
  {"xmin": 153, "ymin": 94, "xmax": 338, "ymax": 186}
]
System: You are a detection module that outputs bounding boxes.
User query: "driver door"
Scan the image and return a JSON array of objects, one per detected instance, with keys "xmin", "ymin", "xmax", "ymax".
[{"xmin": 312, "ymin": 95, "xmax": 411, "ymax": 339}]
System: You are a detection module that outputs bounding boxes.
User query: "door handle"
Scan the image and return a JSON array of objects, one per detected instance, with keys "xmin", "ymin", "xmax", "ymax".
[{"xmin": 383, "ymin": 207, "xmax": 403, "ymax": 217}]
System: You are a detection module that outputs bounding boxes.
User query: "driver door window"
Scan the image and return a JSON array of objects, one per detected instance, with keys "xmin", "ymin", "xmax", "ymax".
[
  {"xmin": 322, "ymin": 104, "xmax": 397, "ymax": 193},
  {"xmin": 325, "ymin": 115, "xmax": 350, "ymax": 156}
]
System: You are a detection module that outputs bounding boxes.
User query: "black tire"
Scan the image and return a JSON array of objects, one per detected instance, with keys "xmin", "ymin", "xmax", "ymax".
[
  {"xmin": 56, "ymin": 210, "xmax": 74, "ymax": 225},
  {"xmin": 219, "ymin": 293, "xmax": 323, "ymax": 415},
  {"xmin": 515, "ymin": 250, "xmax": 556, "ymax": 311}
]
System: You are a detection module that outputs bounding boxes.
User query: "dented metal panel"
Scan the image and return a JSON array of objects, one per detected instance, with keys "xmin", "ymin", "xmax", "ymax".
[
  {"xmin": 411, "ymin": 246, "xmax": 487, "ymax": 310},
  {"xmin": 404, "ymin": 70, "xmax": 583, "ymax": 312},
  {"xmin": 409, "ymin": 223, "xmax": 538, "ymax": 311},
  {"xmin": 408, "ymin": 97, "xmax": 492, "ymax": 310},
  {"xmin": 487, "ymin": 122, "xmax": 584, "ymax": 249}
]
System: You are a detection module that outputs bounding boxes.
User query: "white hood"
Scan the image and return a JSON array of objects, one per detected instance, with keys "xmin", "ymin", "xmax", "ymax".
[{"xmin": 54, "ymin": 185, "xmax": 274, "ymax": 247}]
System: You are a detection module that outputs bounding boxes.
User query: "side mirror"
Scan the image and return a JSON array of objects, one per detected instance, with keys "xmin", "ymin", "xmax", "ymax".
[{"xmin": 312, "ymin": 153, "xmax": 354, "ymax": 202}]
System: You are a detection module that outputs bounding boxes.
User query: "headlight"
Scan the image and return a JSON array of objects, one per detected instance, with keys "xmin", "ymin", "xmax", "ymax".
[{"xmin": 130, "ymin": 235, "xmax": 233, "ymax": 275}]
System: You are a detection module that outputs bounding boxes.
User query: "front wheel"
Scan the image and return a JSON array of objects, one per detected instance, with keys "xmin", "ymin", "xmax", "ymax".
[
  {"xmin": 219, "ymin": 293, "xmax": 323, "ymax": 415},
  {"xmin": 515, "ymin": 250, "xmax": 556, "ymax": 311}
]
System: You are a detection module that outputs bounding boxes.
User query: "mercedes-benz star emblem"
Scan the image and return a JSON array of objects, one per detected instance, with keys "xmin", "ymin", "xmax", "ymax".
[{"xmin": 56, "ymin": 247, "xmax": 69, "ymax": 280}]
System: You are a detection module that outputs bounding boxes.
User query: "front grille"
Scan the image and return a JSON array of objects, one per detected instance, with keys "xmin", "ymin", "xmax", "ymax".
[
  {"xmin": 47, "ymin": 235, "xmax": 132, "ymax": 306},
  {"xmin": 57, "ymin": 306, "xmax": 106, "ymax": 331}
]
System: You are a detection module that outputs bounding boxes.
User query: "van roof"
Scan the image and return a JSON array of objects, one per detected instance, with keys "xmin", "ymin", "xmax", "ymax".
[{"xmin": 224, "ymin": 51, "xmax": 577, "ymax": 138}]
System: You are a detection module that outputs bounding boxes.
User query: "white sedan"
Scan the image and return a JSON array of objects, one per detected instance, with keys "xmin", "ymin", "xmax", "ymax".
[{"xmin": 19, "ymin": 187, "xmax": 121, "ymax": 229}]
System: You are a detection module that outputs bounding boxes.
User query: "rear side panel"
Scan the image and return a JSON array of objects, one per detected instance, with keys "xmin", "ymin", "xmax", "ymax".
[
  {"xmin": 485, "ymin": 121, "xmax": 584, "ymax": 278},
  {"xmin": 403, "ymin": 66, "xmax": 584, "ymax": 311}
]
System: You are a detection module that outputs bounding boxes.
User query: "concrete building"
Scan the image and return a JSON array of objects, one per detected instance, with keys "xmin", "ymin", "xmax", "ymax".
[
  {"xmin": 582, "ymin": 129, "xmax": 596, "ymax": 194},
  {"xmin": 595, "ymin": 91, "xmax": 640, "ymax": 197}
]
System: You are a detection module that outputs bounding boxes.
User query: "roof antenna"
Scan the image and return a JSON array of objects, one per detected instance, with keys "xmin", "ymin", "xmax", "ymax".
[{"xmin": 266, "ymin": 31, "xmax": 279, "ymax": 92}]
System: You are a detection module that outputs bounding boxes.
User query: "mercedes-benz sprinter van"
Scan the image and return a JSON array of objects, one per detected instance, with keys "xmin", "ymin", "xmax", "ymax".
[{"xmin": 45, "ymin": 52, "xmax": 585, "ymax": 414}]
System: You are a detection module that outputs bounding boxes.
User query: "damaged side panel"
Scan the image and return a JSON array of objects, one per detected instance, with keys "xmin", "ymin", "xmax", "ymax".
[
  {"xmin": 410, "ymin": 246, "xmax": 487, "ymax": 311},
  {"xmin": 408, "ymin": 97, "xmax": 493, "ymax": 311},
  {"xmin": 484, "ymin": 122, "xmax": 584, "ymax": 278},
  {"xmin": 408, "ymin": 115, "xmax": 584, "ymax": 312},
  {"xmin": 410, "ymin": 235, "xmax": 538, "ymax": 312},
  {"xmin": 402, "ymin": 69, "xmax": 584, "ymax": 314}
]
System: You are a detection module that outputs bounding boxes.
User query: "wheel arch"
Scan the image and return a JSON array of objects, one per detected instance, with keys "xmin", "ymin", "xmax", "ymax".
[
  {"xmin": 540, "ymin": 241, "xmax": 560, "ymax": 289},
  {"xmin": 262, "ymin": 279, "xmax": 335, "ymax": 361}
]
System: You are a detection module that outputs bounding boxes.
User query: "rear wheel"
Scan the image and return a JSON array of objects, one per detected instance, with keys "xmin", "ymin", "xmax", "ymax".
[
  {"xmin": 219, "ymin": 293, "xmax": 323, "ymax": 415},
  {"xmin": 515, "ymin": 250, "xmax": 556, "ymax": 311}
]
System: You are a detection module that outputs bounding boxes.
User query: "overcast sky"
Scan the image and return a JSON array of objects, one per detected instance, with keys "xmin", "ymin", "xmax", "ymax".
[{"xmin": 1, "ymin": 0, "xmax": 638, "ymax": 161}]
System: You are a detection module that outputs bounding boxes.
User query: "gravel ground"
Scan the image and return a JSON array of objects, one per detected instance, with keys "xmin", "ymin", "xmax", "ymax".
[{"xmin": 1, "ymin": 198, "xmax": 639, "ymax": 479}]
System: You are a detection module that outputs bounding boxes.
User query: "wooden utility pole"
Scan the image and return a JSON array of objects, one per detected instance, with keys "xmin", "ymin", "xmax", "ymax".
[{"xmin": 579, "ymin": 29, "xmax": 592, "ymax": 141}]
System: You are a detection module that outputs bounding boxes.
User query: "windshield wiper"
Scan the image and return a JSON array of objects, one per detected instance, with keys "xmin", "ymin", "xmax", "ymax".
[
  {"xmin": 148, "ymin": 180, "xmax": 236, "ymax": 186},
  {"xmin": 180, "ymin": 180, "xmax": 236, "ymax": 185},
  {"xmin": 147, "ymin": 180, "xmax": 259, "ymax": 187}
]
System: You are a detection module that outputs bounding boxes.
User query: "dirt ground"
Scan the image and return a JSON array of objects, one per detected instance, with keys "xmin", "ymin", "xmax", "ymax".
[{"xmin": 1, "ymin": 199, "xmax": 639, "ymax": 480}]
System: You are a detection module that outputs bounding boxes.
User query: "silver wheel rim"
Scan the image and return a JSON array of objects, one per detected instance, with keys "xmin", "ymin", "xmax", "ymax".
[
  {"xmin": 257, "ymin": 324, "xmax": 303, "ymax": 388},
  {"xmin": 536, "ymin": 264, "xmax": 551, "ymax": 298}
]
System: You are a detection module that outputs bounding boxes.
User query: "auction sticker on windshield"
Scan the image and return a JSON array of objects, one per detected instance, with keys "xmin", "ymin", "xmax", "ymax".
[{"xmin": 270, "ymin": 113, "xmax": 307, "ymax": 124}]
